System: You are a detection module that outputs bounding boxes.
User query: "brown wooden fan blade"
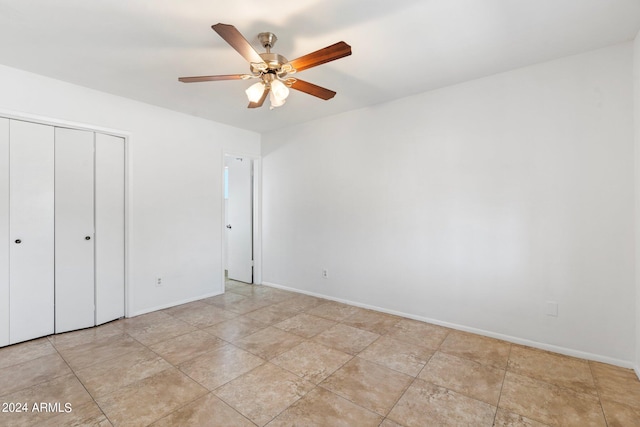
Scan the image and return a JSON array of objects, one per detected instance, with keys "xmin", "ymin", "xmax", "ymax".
[
  {"xmin": 290, "ymin": 79, "xmax": 336, "ymax": 100},
  {"xmin": 288, "ymin": 41, "xmax": 351, "ymax": 73},
  {"xmin": 212, "ymin": 23, "xmax": 264, "ymax": 65},
  {"xmin": 179, "ymin": 74, "xmax": 246, "ymax": 83},
  {"xmin": 248, "ymin": 88, "xmax": 270, "ymax": 108}
]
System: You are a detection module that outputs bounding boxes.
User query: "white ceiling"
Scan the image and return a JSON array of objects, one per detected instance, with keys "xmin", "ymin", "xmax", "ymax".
[{"xmin": 0, "ymin": 0, "xmax": 638, "ymax": 133}]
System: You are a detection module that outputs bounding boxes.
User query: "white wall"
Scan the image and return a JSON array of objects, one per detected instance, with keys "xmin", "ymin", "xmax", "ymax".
[
  {"xmin": 262, "ymin": 43, "xmax": 636, "ymax": 365},
  {"xmin": 0, "ymin": 64, "xmax": 260, "ymax": 316}
]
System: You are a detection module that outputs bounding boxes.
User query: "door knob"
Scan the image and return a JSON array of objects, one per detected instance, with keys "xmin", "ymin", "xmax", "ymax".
[
  {"xmin": 15, "ymin": 239, "xmax": 21, "ymax": 244},
  {"xmin": 226, "ymin": 224, "xmax": 232, "ymax": 229},
  {"xmin": 85, "ymin": 236, "xmax": 91, "ymax": 240}
]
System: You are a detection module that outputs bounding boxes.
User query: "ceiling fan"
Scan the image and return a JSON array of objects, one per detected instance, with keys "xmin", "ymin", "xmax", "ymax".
[{"xmin": 179, "ymin": 23, "xmax": 352, "ymax": 109}]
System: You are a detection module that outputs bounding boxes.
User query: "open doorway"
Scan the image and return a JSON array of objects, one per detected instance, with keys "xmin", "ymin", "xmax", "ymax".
[{"xmin": 224, "ymin": 155, "xmax": 254, "ymax": 286}]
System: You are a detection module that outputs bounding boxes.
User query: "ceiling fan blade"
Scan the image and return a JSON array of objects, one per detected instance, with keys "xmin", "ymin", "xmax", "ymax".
[
  {"xmin": 288, "ymin": 41, "xmax": 351, "ymax": 73},
  {"xmin": 212, "ymin": 23, "xmax": 265, "ymax": 65},
  {"xmin": 290, "ymin": 79, "xmax": 336, "ymax": 100},
  {"xmin": 179, "ymin": 74, "xmax": 247, "ymax": 83},
  {"xmin": 248, "ymin": 88, "xmax": 270, "ymax": 108}
]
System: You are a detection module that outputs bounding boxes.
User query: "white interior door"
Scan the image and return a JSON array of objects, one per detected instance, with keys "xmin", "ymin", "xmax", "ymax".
[
  {"xmin": 0, "ymin": 118, "xmax": 9, "ymax": 347},
  {"xmin": 95, "ymin": 133, "xmax": 125, "ymax": 325},
  {"xmin": 9, "ymin": 120, "xmax": 55, "ymax": 344},
  {"xmin": 226, "ymin": 156, "xmax": 253, "ymax": 283},
  {"xmin": 55, "ymin": 127, "xmax": 95, "ymax": 333}
]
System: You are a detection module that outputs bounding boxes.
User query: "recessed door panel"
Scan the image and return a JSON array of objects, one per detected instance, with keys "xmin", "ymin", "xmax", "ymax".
[
  {"xmin": 55, "ymin": 127, "xmax": 95, "ymax": 333},
  {"xmin": 0, "ymin": 118, "xmax": 9, "ymax": 347},
  {"xmin": 95, "ymin": 133, "xmax": 125, "ymax": 325},
  {"xmin": 9, "ymin": 120, "xmax": 54, "ymax": 344}
]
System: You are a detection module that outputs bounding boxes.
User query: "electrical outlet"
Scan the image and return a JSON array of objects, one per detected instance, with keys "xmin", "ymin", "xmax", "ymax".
[
  {"xmin": 322, "ymin": 268, "xmax": 329, "ymax": 279},
  {"xmin": 545, "ymin": 301, "xmax": 558, "ymax": 317},
  {"xmin": 156, "ymin": 277, "xmax": 162, "ymax": 287}
]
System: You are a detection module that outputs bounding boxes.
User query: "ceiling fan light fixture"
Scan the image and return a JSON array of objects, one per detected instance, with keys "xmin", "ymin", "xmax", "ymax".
[
  {"xmin": 245, "ymin": 81, "xmax": 265, "ymax": 103},
  {"xmin": 271, "ymin": 79, "xmax": 289, "ymax": 100},
  {"xmin": 269, "ymin": 90, "xmax": 286, "ymax": 109}
]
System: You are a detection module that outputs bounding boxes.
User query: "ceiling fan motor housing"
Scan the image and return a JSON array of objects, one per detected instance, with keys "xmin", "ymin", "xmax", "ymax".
[{"xmin": 251, "ymin": 52, "xmax": 289, "ymax": 75}]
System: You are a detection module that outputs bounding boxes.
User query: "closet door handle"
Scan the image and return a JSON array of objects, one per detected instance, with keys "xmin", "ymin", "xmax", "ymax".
[
  {"xmin": 15, "ymin": 239, "xmax": 21, "ymax": 244},
  {"xmin": 85, "ymin": 236, "xmax": 91, "ymax": 240}
]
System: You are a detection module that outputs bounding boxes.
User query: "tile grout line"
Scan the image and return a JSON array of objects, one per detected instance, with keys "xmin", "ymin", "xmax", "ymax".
[
  {"xmin": 492, "ymin": 342, "xmax": 513, "ymax": 426},
  {"xmin": 48, "ymin": 335, "xmax": 115, "ymax": 426},
  {"xmin": 588, "ymin": 360, "xmax": 610, "ymax": 427}
]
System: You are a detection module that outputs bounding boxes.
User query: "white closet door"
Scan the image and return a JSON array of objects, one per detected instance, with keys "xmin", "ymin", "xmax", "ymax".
[
  {"xmin": 55, "ymin": 128, "xmax": 95, "ymax": 333},
  {"xmin": 0, "ymin": 118, "xmax": 9, "ymax": 347},
  {"xmin": 95, "ymin": 133, "xmax": 125, "ymax": 325},
  {"xmin": 9, "ymin": 120, "xmax": 54, "ymax": 344}
]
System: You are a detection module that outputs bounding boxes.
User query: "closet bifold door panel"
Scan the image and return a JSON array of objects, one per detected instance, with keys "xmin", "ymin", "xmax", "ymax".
[
  {"xmin": 9, "ymin": 120, "xmax": 55, "ymax": 344},
  {"xmin": 55, "ymin": 127, "xmax": 95, "ymax": 333},
  {"xmin": 95, "ymin": 133, "xmax": 125, "ymax": 325},
  {"xmin": 0, "ymin": 118, "xmax": 9, "ymax": 347}
]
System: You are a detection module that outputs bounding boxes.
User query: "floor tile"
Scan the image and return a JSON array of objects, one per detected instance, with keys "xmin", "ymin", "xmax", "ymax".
[
  {"xmin": 244, "ymin": 303, "xmax": 299, "ymax": 325},
  {"xmin": 439, "ymin": 331, "xmax": 511, "ymax": 368},
  {"xmin": 166, "ymin": 303, "xmax": 239, "ymax": 328},
  {"xmin": 74, "ymin": 347, "xmax": 172, "ymax": 398},
  {"xmin": 0, "ymin": 338, "xmax": 57, "ymax": 369},
  {"xmin": 306, "ymin": 301, "xmax": 364, "ymax": 322},
  {"xmin": 161, "ymin": 300, "xmax": 209, "ymax": 317},
  {"xmin": 223, "ymin": 297, "xmax": 272, "ymax": 314},
  {"xmin": 4, "ymin": 280, "xmax": 639, "ymax": 427},
  {"xmin": 125, "ymin": 317, "xmax": 198, "ymax": 346},
  {"xmin": 386, "ymin": 319, "xmax": 450, "ymax": 350},
  {"xmin": 33, "ymin": 401, "xmax": 111, "ymax": 427},
  {"xmin": 508, "ymin": 345, "xmax": 596, "ymax": 396},
  {"xmin": 123, "ymin": 311, "xmax": 175, "ymax": 330},
  {"xmin": 313, "ymin": 323, "xmax": 379, "ymax": 355},
  {"xmin": 419, "ymin": 351, "xmax": 505, "ymax": 405},
  {"xmin": 96, "ymin": 368, "xmax": 208, "ymax": 427},
  {"xmin": 590, "ymin": 362, "xmax": 640, "ymax": 410},
  {"xmin": 0, "ymin": 353, "xmax": 72, "ymax": 396},
  {"xmin": 358, "ymin": 336, "xmax": 433, "ymax": 377},
  {"xmin": 493, "ymin": 408, "xmax": 550, "ymax": 426},
  {"xmin": 151, "ymin": 393, "xmax": 255, "ymax": 427},
  {"xmin": 214, "ymin": 362, "xmax": 315, "ymax": 426},
  {"xmin": 342, "ymin": 309, "xmax": 401, "ymax": 335},
  {"xmin": 178, "ymin": 344, "xmax": 264, "ymax": 390},
  {"xmin": 48, "ymin": 321, "xmax": 125, "ymax": 351},
  {"xmin": 499, "ymin": 371, "xmax": 606, "ymax": 426},
  {"xmin": 227, "ymin": 284, "xmax": 274, "ymax": 298},
  {"xmin": 148, "ymin": 330, "xmax": 225, "ymax": 365},
  {"xmin": 600, "ymin": 398, "xmax": 640, "ymax": 427},
  {"xmin": 0, "ymin": 374, "xmax": 93, "ymax": 427},
  {"xmin": 379, "ymin": 419, "xmax": 405, "ymax": 427},
  {"xmin": 233, "ymin": 326, "xmax": 305, "ymax": 360},
  {"xmin": 276, "ymin": 294, "xmax": 326, "ymax": 312},
  {"xmin": 273, "ymin": 313, "xmax": 336, "ymax": 338},
  {"xmin": 204, "ymin": 316, "xmax": 268, "ymax": 341},
  {"xmin": 271, "ymin": 341, "xmax": 352, "ymax": 384},
  {"xmin": 202, "ymin": 291, "xmax": 247, "ymax": 310},
  {"xmin": 267, "ymin": 386, "xmax": 383, "ymax": 427},
  {"xmin": 320, "ymin": 357, "xmax": 413, "ymax": 416},
  {"xmin": 387, "ymin": 379, "xmax": 496, "ymax": 427},
  {"xmin": 56, "ymin": 333, "xmax": 144, "ymax": 370}
]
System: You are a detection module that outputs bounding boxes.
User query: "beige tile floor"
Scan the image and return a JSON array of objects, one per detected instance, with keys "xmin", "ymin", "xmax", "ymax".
[{"xmin": 1, "ymin": 280, "xmax": 640, "ymax": 426}]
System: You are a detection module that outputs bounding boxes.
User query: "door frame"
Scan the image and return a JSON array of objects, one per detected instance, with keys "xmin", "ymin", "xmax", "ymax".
[
  {"xmin": 0, "ymin": 108, "xmax": 132, "ymax": 317},
  {"xmin": 222, "ymin": 150, "xmax": 262, "ymax": 287}
]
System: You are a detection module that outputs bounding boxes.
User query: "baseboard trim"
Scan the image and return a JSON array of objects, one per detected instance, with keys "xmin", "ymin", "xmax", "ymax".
[{"xmin": 262, "ymin": 281, "xmax": 635, "ymax": 370}]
